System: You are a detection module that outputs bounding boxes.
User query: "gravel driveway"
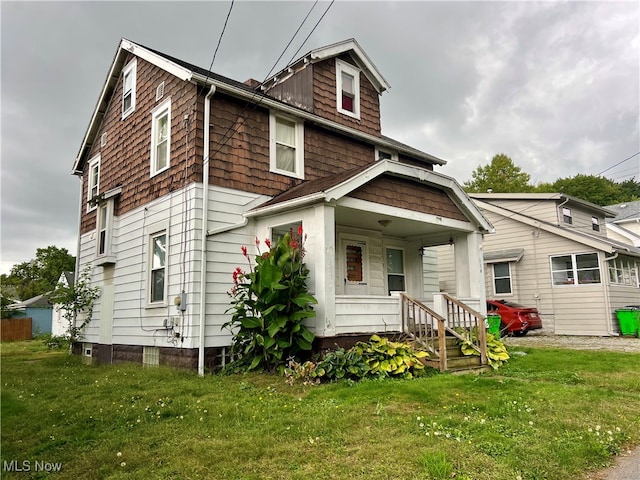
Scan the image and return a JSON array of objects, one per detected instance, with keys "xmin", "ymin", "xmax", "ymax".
[{"xmin": 502, "ymin": 333, "xmax": 640, "ymax": 353}]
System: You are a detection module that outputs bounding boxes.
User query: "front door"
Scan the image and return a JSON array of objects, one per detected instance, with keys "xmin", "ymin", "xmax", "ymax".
[{"xmin": 340, "ymin": 236, "xmax": 369, "ymax": 295}]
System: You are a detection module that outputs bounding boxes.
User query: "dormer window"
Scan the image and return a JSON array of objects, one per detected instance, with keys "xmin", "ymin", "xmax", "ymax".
[
  {"xmin": 336, "ymin": 59, "xmax": 360, "ymax": 119},
  {"xmin": 592, "ymin": 216, "xmax": 600, "ymax": 232},
  {"xmin": 375, "ymin": 147, "xmax": 398, "ymax": 162},
  {"xmin": 122, "ymin": 59, "xmax": 137, "ymax": 119},
  {"xmin": 562, "ymin": 207, "xmax": 572, "ymax": 225}
]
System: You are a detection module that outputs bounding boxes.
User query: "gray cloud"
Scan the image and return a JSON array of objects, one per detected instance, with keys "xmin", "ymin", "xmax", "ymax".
[{"xmin": 1, "ymin": 1, "xmax": 638, "ymax": 273}]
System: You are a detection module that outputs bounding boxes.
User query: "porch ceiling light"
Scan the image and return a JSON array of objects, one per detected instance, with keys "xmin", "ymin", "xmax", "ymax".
[{"xmin": 378, "ymin": 219, "xmax": 392, "ymax": 228}]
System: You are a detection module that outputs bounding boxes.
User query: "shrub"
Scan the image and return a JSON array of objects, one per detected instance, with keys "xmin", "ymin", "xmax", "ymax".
[
  {"xmin": 458, "ymin": 330, "xmax": 509, "ymax": 369},
  {"xmin": 224, "ymin": 227, "xmax": 317, "ymax": 373},
  {"xmin": 353, "ymin": 335, "xmax": 429, "ymax": 379}
]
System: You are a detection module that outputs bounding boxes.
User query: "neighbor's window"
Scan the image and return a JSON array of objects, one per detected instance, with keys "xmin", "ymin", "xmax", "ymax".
[
  {"xmin": 150, "ymin": 98, "xmax": 171, "ymax": 177},
  {"xmin": 592, "ymin": 216, "xmax": 600, "ymax": 232},
  {"xmin": 269, "ymin": 112, "xmax": 304, "ymax": 178},
  {"xmin": 336, "ymin": 59, "xmax": 360, "ymax": 119},
  {"xmin": 122, "ymin": 59, "xmax": 137, "ymax": 119},
  {"xmin": 562, "ymin": 207, "xmax": 572, "ymax": 225},
  {"xmin": 149, "ymin": 232, "xmax": 167, "ymax": 303},
  {"xmin": 551, "ymin": 253, "xmax": 601, "ymax": 286},
  {"xmin": 493, "ymin": 262, "xmax": 512, "ymax": 294},
  {"xmin": 608, "ymin": 256, "xmax": 639, "ymax": 287},
  {"xmin": 386, "ymin": 248, "xmax": 405, "ymax": 294},
  {"xmin": 87, "ymin": 155, "xmax": 100, "ymax": 212}
]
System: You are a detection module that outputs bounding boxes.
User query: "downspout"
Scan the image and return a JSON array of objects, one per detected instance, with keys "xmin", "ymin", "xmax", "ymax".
[
  {"xmin": 198, "ymin": 85, "xmax": 216, "ymax": 376},
  {"xmin": 556, "ymin": 195, "xmax": 570, "ymax": 225},
  {"xmin": 73, "ymin": 176, "xmax": 84, "ymax": 351},
  {"xmin": 603, "ymin": 251, "xmax": 618, "ymax": 336}
]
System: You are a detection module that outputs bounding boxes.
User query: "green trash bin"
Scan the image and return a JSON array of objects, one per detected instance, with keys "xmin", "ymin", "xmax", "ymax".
[
  {"xmin": 487, "ymin": 314, "xmax": 502, "ymax": 338},
  {"xmin": 616, "ymin": 306, "xmax": 639, "ymax": 337}
]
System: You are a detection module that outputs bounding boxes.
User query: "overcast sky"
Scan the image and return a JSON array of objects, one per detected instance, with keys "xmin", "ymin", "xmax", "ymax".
[{"xmin": 1, "ymin": 0, "xmax": 639, "ymax": 275}]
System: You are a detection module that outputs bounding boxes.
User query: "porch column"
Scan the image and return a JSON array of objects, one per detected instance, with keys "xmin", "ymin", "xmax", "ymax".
[
  {"xmin": 308, "ymin": 203, "xmax": 336, "ymax": 337},
  {"xmin": 454, "ymin": 232, "xmax": 485, "ymax": 302}
]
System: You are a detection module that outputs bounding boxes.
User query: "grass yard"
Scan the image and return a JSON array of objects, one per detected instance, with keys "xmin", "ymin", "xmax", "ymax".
[{"xmin": 2, "ymin": 340, "xmax": 639, "ymax": 480}]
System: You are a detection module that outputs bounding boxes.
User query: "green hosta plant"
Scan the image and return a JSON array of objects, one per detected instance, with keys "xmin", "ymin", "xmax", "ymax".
[
  {"xmin": 224, "ymin": 227, "xmax": 317, "ymax": 373},
  {"xmin": 314, "ymin": 347, "xmax": 371, "ymax": 380},
  {"xmin": 458, "ymin": 330, "xmax": 510, "ymax": 369},
  {"xmin": 352, "ymin": 335, "xmax": 429, "ymax": 379}
]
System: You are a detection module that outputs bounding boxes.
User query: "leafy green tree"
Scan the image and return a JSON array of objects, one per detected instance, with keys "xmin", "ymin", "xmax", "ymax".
[
  {"xmin": 544, "ymin": 174, "xmax": 624, "ymax": 206},
  {"xmin": 2, "ymin": 246, "xmax": 75, "ymax": 301},
  {"xmin": 618, "ymin": 177, "xmax": 640, "ymax": 202},
  {"xmin": 464, "ymin": 154, "xmax": 533, "ymax": 193}
]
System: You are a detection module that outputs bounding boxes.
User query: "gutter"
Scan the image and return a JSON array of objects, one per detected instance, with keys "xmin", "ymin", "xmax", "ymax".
[{"xmin": 198, "ymin": 85, "xmax": 216, "ymax": 376}]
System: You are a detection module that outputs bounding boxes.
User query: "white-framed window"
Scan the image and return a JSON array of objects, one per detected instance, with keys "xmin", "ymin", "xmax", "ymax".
[
  {"xmin": 122, "ymin": 59, "xmax": 137, "ymax": 119},
  {"xmin": 551, "ymin": 253, "xmax": 601, "ymax": 286},
  {"xmin": 87, "ymin": 155, "xmax": 100, "ymax": 212},
  {"xmin": 386, "ymin": 247, "xmax": 405, "ymax": 294},
  {"xmin": 608, "ymin": 256, "xmax": 639, "ymax": 287},
  {"xmin": 269, "ymin": 112, "xmax": 304, "ymax": 179},
  {"xmin": 592, "ymin": 216, "xmax": 600, "ymax": 232},
  {"xmin": 149, "ymin": 231, "xmax": 167, "ymax": 304},
  {"xmin": 96, "ymin": 199, "xmax": 114, "ymax": 259},
  {"xmin": 336, "ymin": 59, "xmax": 360, "ymax": 119},
  {"xmin": 150, "ymin": 98, "xmax": 171, "ymax": 177},
  {"xmin": 492, "ymin": 262, "xmax": 512, "ymax": 295},
  {"xmin": 562, "ymin": 207, "xmax": 572, "ymax": 225},
  {"xmin": 375, "ymin": 147, "xmax": 398, "ymax": 162}
]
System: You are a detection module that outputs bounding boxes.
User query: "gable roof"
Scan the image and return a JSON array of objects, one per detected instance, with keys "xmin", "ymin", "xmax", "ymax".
[
  {"xmin": 9, "ymin": 294, "xmax": 53, "ymax": 310},
  {"xmin": 605, "ymin": 200, "xmax": 640, "ymax": 222},
  {"xmin": 261, "ymin": 38, "xmax": 390, "ymax": 94},
  {"xmin": 469, "ymin": 192, "xmax": 617, "ymax": 218},
  {"xmin": 73, "ymin": 39, "xmax": 444, "ymax": 175},
  {"xmin": 473, "ymin": 198, "xmax": 640, "ymax": 258},
  {"xmin": 246, "ymin": 159, "xmax": 493, "ymax": 233}
]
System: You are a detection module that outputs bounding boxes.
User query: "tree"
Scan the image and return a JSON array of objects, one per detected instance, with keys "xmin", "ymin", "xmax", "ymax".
[
  {"xmin": 464, "ymin": 154, "xmax": 533, "ymax": 193},
  {"xmin": 2, "ymin": 246, "xmax": 75, "ymax": 301},
  {"xmin": 618, "ymin": 178, "xmax": 640, "ymax": 202},
  {"xmin": 544, "ymin": 174, "xmax": 621, "ymax": 206},
  {"xmin": 49, "ymin": 265, "xmax": 100, "ymax": 352}
]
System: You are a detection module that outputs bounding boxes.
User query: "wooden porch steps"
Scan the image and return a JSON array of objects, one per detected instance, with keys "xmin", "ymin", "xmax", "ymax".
[{"xmin": 421, "ymin": 336, "xmax": 488, "ymax": 373}]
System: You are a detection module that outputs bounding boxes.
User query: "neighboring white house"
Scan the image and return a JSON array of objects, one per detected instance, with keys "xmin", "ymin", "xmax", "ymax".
[
  {"xmin": 606, "ymin": 200, "xmax": 640, "ymax": 247},
  {"xmin": 51, "ymin": 271, "xmax": 74, "ymax": 337}
]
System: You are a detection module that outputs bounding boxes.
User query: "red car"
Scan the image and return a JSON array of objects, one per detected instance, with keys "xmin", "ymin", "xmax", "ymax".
[{"xmin": 487, "ymin": 300, "xmax": 543, "ymax": 336}]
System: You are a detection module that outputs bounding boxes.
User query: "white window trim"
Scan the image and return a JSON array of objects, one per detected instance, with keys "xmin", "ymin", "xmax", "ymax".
[
  {"xmin": 339, "ymin": 233, "xmax": 369, "ymax": 289},
  {"xmin": 608, "ymin": 256, "xmax": 639, "ymax": 287},
  {"xmin": 269, "ymin": 111, "xmax": 304, "ymax": 179},
  {"xmin": 150, "ymin": 98, "xmax": 171, "ymax": 178},
  {"xmin": 336, "ymin": 59, "xmax": 361, "ymax": 119},
  {"xmin": 375, "ymin": 147, "xmax": 398, "ymax": 162},
  {"xmin": 87, "ymin": 155, "xmax": 100, "ymax": 213},
  {"xmin": 122, "ymin": 58, "xmax": 137, "ymax": 120},
  {"xmin": 492, "ymin": 262, "xmax": 513, "ymax": 295},
  {"xmin": 562, "ymin": 207, "xmax": 572, "ymax": 225},
  {"xmin": 95, "ymin": 199, "xmax": 116, "ymax": 265},
  {"xmin": 147, "ymin": 229, "xmax": 168, "ymax": 307},
  {"xmin": 550, "ymin": 252, "xmax": 602, "ymax": 287}
]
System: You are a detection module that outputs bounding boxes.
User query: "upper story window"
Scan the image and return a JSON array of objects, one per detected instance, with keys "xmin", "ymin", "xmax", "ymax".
[
  {"xmin": 375, "ymin": 147, "xmax": 398, "ymax": 162},
  {"xmin": 336, "ymin": 59, "xmax": 360, "ymax": 119},
  {"xmin": 87, "ymin": 155, "xmax": 100, "ymax": 212},
  {"xmin": 562, "ymin": 207, "xmax": 572, "ymax": 225},
  {"xmin": 150, "ymin": 98, "xmax": 171, "ymax": 177},
  {"xmin": 592, "ymin": 216, "xmax": 600, "ymax": 232},
  {"xmin": 269, "ymin": 112, "xmax": 304, "ymax": 179},
  {"xmin": 122, "ymin": 59, "xmax": 137, "ymax": 119}
]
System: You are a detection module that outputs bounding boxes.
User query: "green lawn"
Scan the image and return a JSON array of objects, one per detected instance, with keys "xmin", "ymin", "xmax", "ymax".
[{"xmin": 2, "ymin": 340, "xmax": 639, "ymax": 480}]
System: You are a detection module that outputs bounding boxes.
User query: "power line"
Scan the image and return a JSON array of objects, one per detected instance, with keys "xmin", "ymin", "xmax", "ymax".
[
  {"xmin": 596, "ymin": 151, "xmax": 640, "ymax": 176},
  {"xmin": 204, "ymin": 0, "xmax": 336, "ymax": 168}
]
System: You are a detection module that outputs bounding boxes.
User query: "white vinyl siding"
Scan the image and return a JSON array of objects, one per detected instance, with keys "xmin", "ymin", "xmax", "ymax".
[
  {"xmin": 269, "ymin": 112, "xmax": 304, "ymax": 179},
  {"xmin": 122, "ymin": 59, "xmax": 137, "ymax": 119},
  {"xmin": 150, "ymin": 98, "xmax": 171, "ymax": 177}
]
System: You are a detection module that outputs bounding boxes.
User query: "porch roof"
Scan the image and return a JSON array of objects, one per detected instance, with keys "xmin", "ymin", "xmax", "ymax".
[{"xmin": 246, "ymin": 160, "xmax": 493, "ymax": 233}]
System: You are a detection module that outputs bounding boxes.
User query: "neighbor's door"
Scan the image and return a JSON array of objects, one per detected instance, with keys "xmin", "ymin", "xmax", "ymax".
[{"xmin": 340, "ymin": 236, "xmax": 369, "ymax": 295}]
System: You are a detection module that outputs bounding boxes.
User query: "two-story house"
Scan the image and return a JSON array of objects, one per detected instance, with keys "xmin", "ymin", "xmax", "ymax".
[
  {"xmin": 72, "ymin": 38, "xmax": 493, "ymax": 372},
  {"xmin": 448, "ymin": 193, "xmax": 640, "ymax": 336}
]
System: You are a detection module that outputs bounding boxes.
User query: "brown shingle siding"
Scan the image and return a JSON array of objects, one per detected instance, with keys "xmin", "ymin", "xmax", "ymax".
[
  {"xmin": 348, "ymin": 175, "xmax": 467, "ymax": 221},
  {"xmin": 80, "ymin": 56, "xmax": 200, "ymax": 234}
]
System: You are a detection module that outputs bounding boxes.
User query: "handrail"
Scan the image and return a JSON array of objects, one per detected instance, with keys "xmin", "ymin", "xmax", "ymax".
[
  {"xmin": 442, "ymin": 293, "xmax": 487, "ymax": 366},
  {"xmin": 401, "ymin": 293, "xmax": 488, "ymax": 372}
]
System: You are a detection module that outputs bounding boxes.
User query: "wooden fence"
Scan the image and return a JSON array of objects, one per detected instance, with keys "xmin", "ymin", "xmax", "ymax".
[{"xmin": 1, "ymin": 317, "xmax": 32, "ymax": 341}]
